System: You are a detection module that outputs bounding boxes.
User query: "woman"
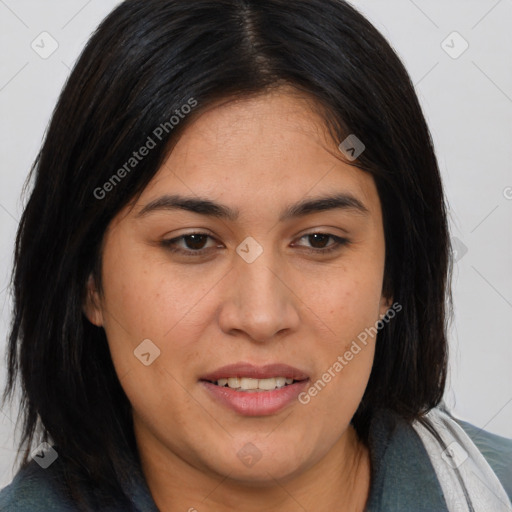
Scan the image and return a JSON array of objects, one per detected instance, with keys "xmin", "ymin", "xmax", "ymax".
[{"xmin": 1, "ymin": 0, "xmax": 511, "ymax": 510}]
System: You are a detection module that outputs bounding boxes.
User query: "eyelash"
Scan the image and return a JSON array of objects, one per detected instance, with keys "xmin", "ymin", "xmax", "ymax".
[{"xmin": 161, "ymin": 232, "xmax": 349, "ymax": 257}]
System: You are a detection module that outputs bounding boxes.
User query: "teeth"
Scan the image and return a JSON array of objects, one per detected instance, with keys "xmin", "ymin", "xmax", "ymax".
[
  {"xmin": 228, "ymin": 377, "xmax": 241, "ymax": 388},
  {"xmin": 214, "ymin": 377, "xmax": 295, "ymax": 391},
  {"xmin": 240, "ymin": 377, "xmax": 259, "ymax": 390}
]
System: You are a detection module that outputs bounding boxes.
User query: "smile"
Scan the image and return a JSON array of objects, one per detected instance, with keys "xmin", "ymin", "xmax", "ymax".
[{"xmin": 199, "ymin": 363, "xmax": 310, "ymax": 415}]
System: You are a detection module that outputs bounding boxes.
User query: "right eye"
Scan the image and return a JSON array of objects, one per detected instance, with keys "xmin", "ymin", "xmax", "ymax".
[{"xmin": 161, "ymin": 233, "xmax": 223, "ymax": 256}]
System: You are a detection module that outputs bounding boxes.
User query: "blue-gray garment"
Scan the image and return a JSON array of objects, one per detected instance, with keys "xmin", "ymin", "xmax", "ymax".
[{"xmin": 0, "ymin": 408, "xmax": 510, "ymax": 511}]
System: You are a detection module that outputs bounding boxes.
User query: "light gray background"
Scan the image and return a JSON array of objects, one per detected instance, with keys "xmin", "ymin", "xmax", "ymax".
[{"xmin": 0, "ymin": 0, "xmax": 511, "ymax": 488}]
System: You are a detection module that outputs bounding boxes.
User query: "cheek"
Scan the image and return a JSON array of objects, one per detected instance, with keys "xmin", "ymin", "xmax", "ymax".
[
  {"xmin": 302, "ymin": 286, "xmax": 378, "ymax": 428},
  {"xmin": 101, "ymin": 240, "xmax": 213, "ymax": 336},
  {"xmin": 314, "ymin": 260, "xmax": 385, "ymax": 337},
  {"xmin": 99, "ymin": 244, "xmax": 229, "ymax": 390},
  {"xmin": 302, "ymin": 259, "xmax": 384, "ymax": 404},
  {"xmin": 98, "ymin": 248, "xmax": 215, "ymax": 429}
]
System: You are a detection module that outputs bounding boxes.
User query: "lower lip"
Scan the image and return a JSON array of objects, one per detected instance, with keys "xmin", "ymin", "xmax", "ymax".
[{"xmin": 200, "ymin": 380, "xmax": 309, "ymax": 416}]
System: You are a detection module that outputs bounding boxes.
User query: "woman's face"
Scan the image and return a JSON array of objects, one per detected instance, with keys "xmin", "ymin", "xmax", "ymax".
[{"xmin": 85, "ymin": 88, "xmax": 391, "ymax": 485}]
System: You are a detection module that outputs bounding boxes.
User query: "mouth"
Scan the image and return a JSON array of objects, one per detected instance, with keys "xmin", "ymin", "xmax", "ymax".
[
  {"xmin": 202, "ymin": 376, "xmax": 305, "ymax": 392},
  {"xmin": 199, "ymin": 362, "xmax": 310, "ymax": 416}
]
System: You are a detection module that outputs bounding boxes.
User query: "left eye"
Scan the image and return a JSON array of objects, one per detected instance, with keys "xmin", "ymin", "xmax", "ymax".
[
  {"xmin": 161, "ymin": 232, "xmax": 348, "ymax": 256},
  {"xmin": 293, "ymin": 233, "xmax": 349, "ymax": 253}
]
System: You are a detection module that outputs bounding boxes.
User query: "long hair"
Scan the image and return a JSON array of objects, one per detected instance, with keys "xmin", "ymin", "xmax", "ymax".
[{"xmin": 3, "ymin": 0, "xmax": 451, "ymax": 507}]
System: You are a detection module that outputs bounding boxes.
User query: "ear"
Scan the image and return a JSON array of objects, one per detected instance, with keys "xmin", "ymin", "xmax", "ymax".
[
  {"xmin": 378, "ymin": 293, "xmax": 394, "ymax": 318},
  {"xmin": 83, "ymin": 274, "xmax": 104, "ymax": 327}
]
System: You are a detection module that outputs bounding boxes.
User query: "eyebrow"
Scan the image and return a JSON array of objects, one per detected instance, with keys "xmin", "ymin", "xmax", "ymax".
[{"xmin": 135, "ymin": 192, "xmax": 369, "ymax": 221}]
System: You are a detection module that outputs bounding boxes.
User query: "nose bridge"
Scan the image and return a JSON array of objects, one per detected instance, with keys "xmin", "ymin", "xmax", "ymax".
[
  {"xmin": 219, "ymin": 238, "xmax": 299, "ymax": 341},
  {"xmin": 237, "ymin": 240, "xmax": 284, "ymax": 309}
]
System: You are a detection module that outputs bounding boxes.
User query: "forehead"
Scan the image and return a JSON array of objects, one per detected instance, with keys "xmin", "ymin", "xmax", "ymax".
[{"xmin": 137, "ymin": 89, "xmax": 378, "ymax": 212}]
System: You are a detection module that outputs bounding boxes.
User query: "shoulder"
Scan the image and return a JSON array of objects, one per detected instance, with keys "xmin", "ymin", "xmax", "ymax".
[
  {"xmin": 0, "ymin": 450, "xmax": 158, "ymax": 512},
  {"xmin": 366, "ymin": 407, "xmax": 512, "ymax": 511},
  {"xmin": 0, "ymin": 458, "xmax": 75, "ymax": 511},
  {"xmin": 454, "ymin": 416, "xmax": 512, "ymax": 502}
]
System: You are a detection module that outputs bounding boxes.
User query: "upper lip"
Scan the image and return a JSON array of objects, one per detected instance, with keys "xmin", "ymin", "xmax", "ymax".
[{"xmin": 200, "ymin": 362, "xmax": 309, "ymax": 382}]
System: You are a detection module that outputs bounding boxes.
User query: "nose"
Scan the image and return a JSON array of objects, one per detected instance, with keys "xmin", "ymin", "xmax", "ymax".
[{"xmin": 217, "ymin": 246, "xmax": 301, "ymax": 343}]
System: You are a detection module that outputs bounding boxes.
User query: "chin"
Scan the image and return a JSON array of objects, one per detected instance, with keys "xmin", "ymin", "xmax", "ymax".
[
  {"xmin": 201, "ymin": 438, "xmax": 316, "ymax": 485},
  {"xmin": 221, "ymin": 460, "xmax": 307, "ymax": 486}
]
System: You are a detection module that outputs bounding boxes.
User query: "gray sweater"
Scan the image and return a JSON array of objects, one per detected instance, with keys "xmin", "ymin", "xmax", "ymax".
[{"xmin": 1, "ymin": 408, "xmax": 510, "ymax": 511}]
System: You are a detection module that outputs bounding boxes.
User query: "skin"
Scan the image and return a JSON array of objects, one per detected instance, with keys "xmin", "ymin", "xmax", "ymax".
[{"xmin": 84, "ymin": 86, "xmax": 392, "ymax": 512}]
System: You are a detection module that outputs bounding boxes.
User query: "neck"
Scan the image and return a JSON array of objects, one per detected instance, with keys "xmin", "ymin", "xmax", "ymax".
[{"xmin": 136, "ymin": 423, "xmax": 371, "ymax": 512}]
